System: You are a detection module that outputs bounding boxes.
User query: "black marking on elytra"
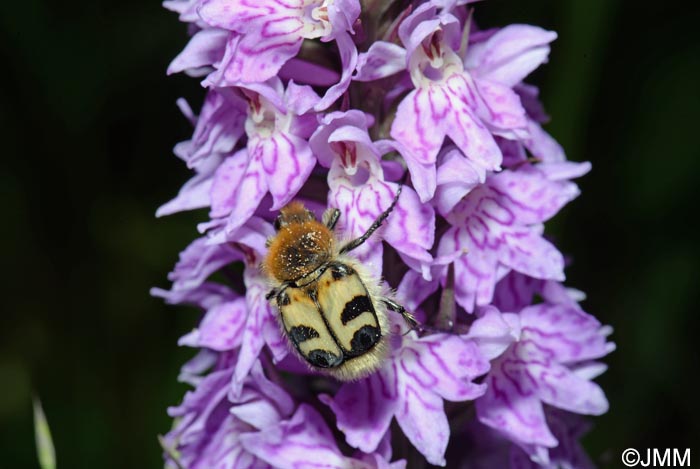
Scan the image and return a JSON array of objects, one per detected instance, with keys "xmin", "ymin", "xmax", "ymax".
[
  {"xmin": 341, "ymin": 295, "xmax": 374, "ymax": 325},
  {"xmin": 331, "ymin": 263, "xmax": 354, "ymax": 280},
  {"xmin": 277, "ymin": 292, "xmax": 291, "ymax": 306},
  {"xmin": 348, "ymin": 325, "xmax": 381, "ymax": 356},
  {"xmin": 307, "ymin": 349, "xmax": 342, "ymax": 368},
  {"xmin": 289, "ymin": 325, "xmax": 319, "ymax": 344}
]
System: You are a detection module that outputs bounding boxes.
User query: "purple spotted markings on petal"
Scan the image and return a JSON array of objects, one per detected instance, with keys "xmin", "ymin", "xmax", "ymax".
[
  {"xmin": 321, "ymin": 332, "xmax": 489, "ymax": 466},
  {"xmin": 163, "ymin": 360, "xmax": 295, "ymax": 469},
  {"xmin": 197, "ymin": 0, "xmax": 359, "ymax": 108},
  {"xmin": 436, "ymin": 168, "xmax": 578, "ymax": 312},
  {"xmin": 310, "ymin": 111, "xmax": 435, "ymax": 276},
  {"xmin": 473, "ymin": 302, "xmax": 613, "ymax": 463},
  {"xmin": 209, "ymin": 81, "xmax": 318, "ymax": 236}
]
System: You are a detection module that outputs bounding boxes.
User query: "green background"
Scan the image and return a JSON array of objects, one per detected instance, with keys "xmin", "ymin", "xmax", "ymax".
[{"xmin": 1, "ymin": 0, "xmax": 698, "ymax": 467}]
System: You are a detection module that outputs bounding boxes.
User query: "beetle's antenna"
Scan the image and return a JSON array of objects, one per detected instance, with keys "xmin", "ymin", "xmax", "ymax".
[
  {"xmin": 322, "ymin": 207, "xmax": 341, "ymax": 231},
  {"xmin": 339, "ymin": 185, "xmax": 402, "ymax": 254}
]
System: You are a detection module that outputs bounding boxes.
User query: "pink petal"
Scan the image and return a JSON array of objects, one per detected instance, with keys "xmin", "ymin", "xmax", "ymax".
[
  {"xmin": 179, "ymin": 297, "xmax": 247, "ymax": 351},
  {"xmin": 441, "ymin": 224, "xmax": 499, "ymax": 312},
  {"xmin": 466, "ymin": 25, "xmax": 557, "ymax": 87},
  {"xmin": 477, "ymin": 363, "xmax": 558, "ymax": 448},
  {"xmin": 471, "ymin": 78, "xmax": 529, "ymax": 138},
  {"xmin": 396, "ymin": 270, "xmax": 439, "ymax": 312},
  {"xmin": 384, "ymin": 184, "xmax": 435, "ymax": 270},
  {"xmin": 261, "ymin": 133, "xmax": 316, "ymax": 210},
  {"xmin": 168, "ymin": 28, "xmax": 229, "ymax": 75},
  {"xmin": 207, "ymin": 33, "xmax": 302, "ymax": 86},
  {"xmin": 355, "ymin": 41, "xmax": 407, "ymax": 82},
  {"xmin": 444, "ymin": 76, "xmax": 503, "ymax": 167},
  {"xmin": 510, "ymin": 340, "xmax": 609, "ymax": 415},
  {"xmin": 320, "ymin": 367, "xmax": 399, "ymax": 453},
  {"xmin": 391, "ymin": 87, "xmax": 448, "ymax": 166},
  {"xmin": 241, "ymin": 404, "xmax": 348, "ymax": 468},
  {"xmin": 314, "ymin": 32, "xmax": 357, "ymax": 111},
  {"xmin": 157, "ymin": 154, "xmax": 223, "ymax": 217},
  {"xmin": 434, "ymin": 148, "xmax": 485, "ymax": 216},
  {"xmin": 467, "ymin": 307, "xmax": 520, "ymax": 361},
  {"xmin": 222, "ymin": 150, "xmax": 269, "ymax": 235},
  {"xmin": 284, "ymin": 81, "xmax": 321, "ymax": 115},
  {"xmin": 499, "ymin": 227, "xmax": 565, "ymax": 282},
  {"xmin": 395, "ymin": 371, "xmax": 450, "ymax": 466},
  {"xmin": 232, "ymin": 269, "xmax": 282, "ymax": 396},
  {"xmin": 400, "ymin": 335, "xmax": 488, "ymax": 401},
  {"xmin": 210, "ymin": 149, "xmax": 249, "ymax": 218},
  {"xmin": 519, "ymin": 304, "xmax": 612, "ymax": 363},
  {"xmin": 198, "ymin": 0, "xmax": 286, "ymax": 33},
  {"xmin": 489, "ymin": 169, "xmax": 580, "ymax": 224}
]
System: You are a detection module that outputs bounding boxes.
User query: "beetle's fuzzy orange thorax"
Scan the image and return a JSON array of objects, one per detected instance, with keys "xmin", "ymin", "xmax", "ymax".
[{"xmin": 264, "ymin": 205, "xmax": 334, "ymax": 283}]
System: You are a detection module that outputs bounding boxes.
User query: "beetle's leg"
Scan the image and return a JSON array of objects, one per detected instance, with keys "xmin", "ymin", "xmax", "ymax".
[
  {"xmin": 322, "ymin": 208, "xmax": 341, "ymax": 231},
  {"xmin": 267, "ymin": 282, "xmax": 294, "ymax": 302},
  {"xmin": 382, "ymin": 297, "xmax": 419, "ymax": 330},
  {"xmin": 265, "ymin": 288, "xmax": 278, "ymax": 301},
  {"xmin": 339, "ymin": 185, "xmax": 402, "ymax": 254}
]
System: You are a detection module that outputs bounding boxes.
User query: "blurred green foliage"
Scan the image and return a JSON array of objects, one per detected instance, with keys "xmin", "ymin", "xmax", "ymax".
[{"xmin": 1, "ymin": 0, "xmax": 698, "ymax": 467}]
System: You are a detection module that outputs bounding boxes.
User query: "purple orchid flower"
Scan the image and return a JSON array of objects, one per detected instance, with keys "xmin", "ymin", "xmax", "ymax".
[
  {"xmin": 209, "ymin": 80, "xmax": 320, "ymax": 237},
  {"xmin": 157, "ymin": 0, "xmax": 614, "ymax": 466},
  {"xmin": 354, "ymin": 4, "xmax": 556, "ymax": 201},
  {"xmin": 163, "ymin": 359, "xmax": 293, "ymax": 469},
  {"xmin": 197, "ymin": 0, "xmax": 360, "ymax": 109},
  {"xmin": 436, "ymin": 166, "xmax": 579, "ymax": 312},
  {"xmin": 310, "ymin": 110, "xmax": 435, "ymax": 276},
  {"xmin": 469, "ymin": 297, "xmax": 614, "ymax": 464},
  {"xmin": 321, "ymin": 330, "xmax": 489, "ymax": 466},
  {"xmin": 459, "ymin": 408, "xmax": 596, "ymax": 469}
]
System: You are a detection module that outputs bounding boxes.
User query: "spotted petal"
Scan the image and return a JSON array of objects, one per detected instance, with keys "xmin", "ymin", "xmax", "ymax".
[
  {"xmin": 242, "ymin": 404, "xmax": 400, "ymax": 468},
  {"xmin": 520, "ymin": 303, "xmax": 615, "ymax": 366},
  {"xmin": 476, "ymin": 353, "xmax": 558, "ymax": 450},
  {"xmin": 324, "ymin": 334, "xmax": 487, "ymax": 466},
  {"xmin": 395, "ymin": 335, "xmax": 488, "ymax": 466},
  {"xmin": 439, "ymin": 168, "xmax": 579, "ymax": 311},
  {"xmin": 354, "ymin": 41, "xmax": 407, "ymax": 82},
  {"xmin": 466, "ymin": 25, "xmax": 557, "ymax": 88},
  {"xmin": 167, "ymin": 28, "xmax": 229, "ymax": 76},
  {"xmin": 221, "ymin": 149, "xmax": 269, "ymax": 235},
  {"xmin": 232, "ymin": 267, "xmax": 288, "ymax": 397},
  {"xmin": 205, "ymin": 31, "xmax": 303, "ymax": 86},
  {"xmin": 174, "ymin": 89, "xmax": 247, "ymax": 168},
  {"xmin": 178, "ymin": 297, "xmax": 248, "ymax": 351},
  {"xmin": 210, "ymin": 149, "xmax": 249, "ymax": 218},
  {"xmin": 262, "ymin": 132, "xmax": 316, "ymax": 211},
  {"xmin": 157, "ymin": 153, "xmax": 223, "ymax": 217},
  {"xmin": 319, "ymin": 368, "xmax": 398, "ymax": 454},
  {"xmin": 166, "ymin": 237, "xmax": 241, "ymax": 292}
]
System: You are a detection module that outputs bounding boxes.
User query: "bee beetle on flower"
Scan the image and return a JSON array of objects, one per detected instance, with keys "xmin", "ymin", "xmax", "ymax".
[{"xmin": 263, "ymin": 186, "xmax": 417, "ymax": 380}]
